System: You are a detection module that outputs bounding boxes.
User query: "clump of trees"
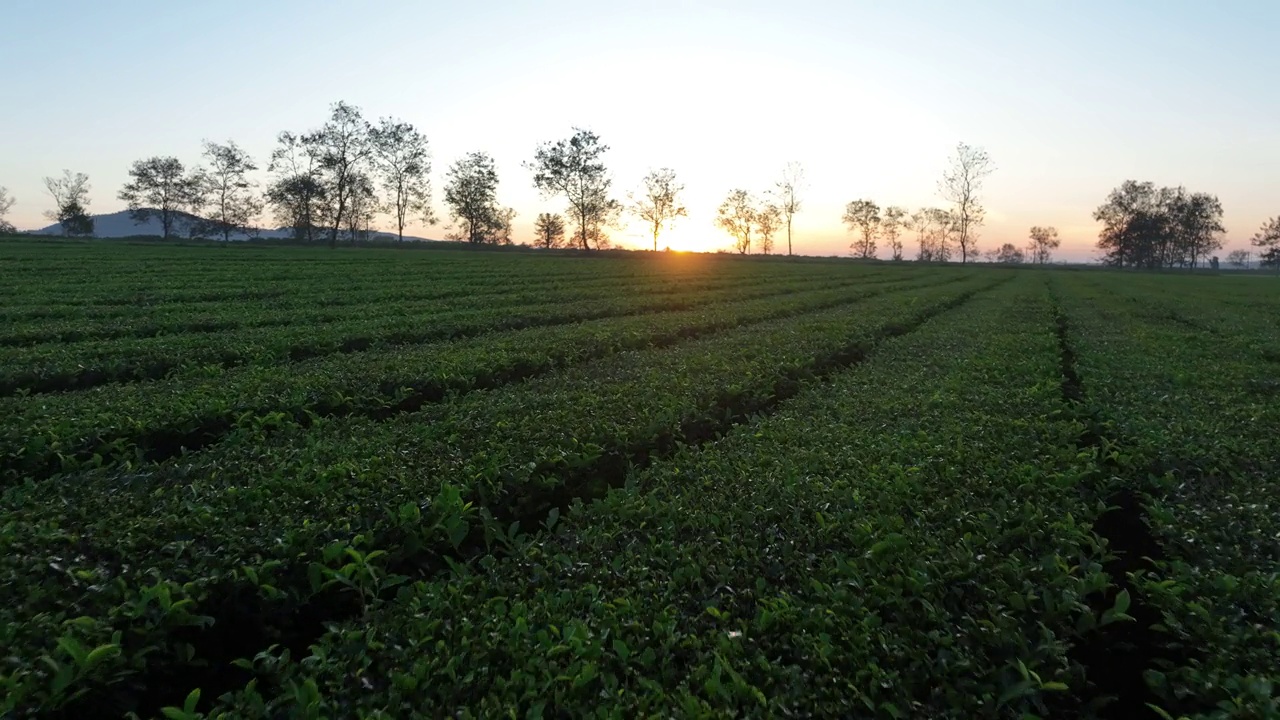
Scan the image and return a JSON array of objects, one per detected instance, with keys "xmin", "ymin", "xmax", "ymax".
[
  {"xmin": 1094, "ymin": 181, "xmax": 1225, "ymax": 268},
  {"xmin": 267, "ymin": 131, "xmax": 325, "ymax": 242},
  {"xmin": 1028, "ymin": 226, "xmax": 1061, "ymax": 264},
  {"xmin": 264, "ymin": 101, "xmax": 435, "ymax": 245},
  {"xmin": 881, "ymin": 206, "xmax": 907, "ymax": 261},
  {"xmin": 992, "ymin": 243, "xmax": 1025, "ymax": 263},
  {"xmin": 529, "ymin": 129, "xmax": 620, "ymax": 250},
  {"xmin": 24, "ymin": 115, "xmax": 1273, "ymax": 268},
  {"xmin": 1226, "ymin": 249, "xmax": 1252, "ymax": 268},
  {"xmin": 843, "ymin": 201, "xmax": 906, "ymax": 260},
  {"xmin": 96, "ymin": 101, "xmax": 441, "ymax": 244},
  {"xmin": 910, "ymin": 208, "xmax": 955, "ymax": 262},
  {"xmin": 44, "ymin": 170, "xmax": 94, "ymax": 237},
  {"xmin": 834, "ymin": 144, "xmax": 991, "ymax": 263},
  {"xmin": 715, "ymin": 189, "xmax": 782, "ymax": 254}
]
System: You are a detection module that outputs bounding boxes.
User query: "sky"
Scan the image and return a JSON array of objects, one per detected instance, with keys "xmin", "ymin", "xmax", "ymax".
[{"xmin": 1, "ymin": 0, "xmax": 1277, "ymax": 260}]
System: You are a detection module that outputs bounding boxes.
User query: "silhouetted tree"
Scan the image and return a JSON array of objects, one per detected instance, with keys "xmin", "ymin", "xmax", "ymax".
[
  {"xmin": 267, "ymin": 132, "xmax": 326, "ymax": 242},
  {"xmin": 1028, "ymin": 226, "xmax": 1061, "ymax": 264},
  {"xmin": 118, "ymin": 156, "xmax": 202, "ymax": 239},
  {"xmin": 882, "ymin": 206, "xmax": 907, "ymax": 261},
  {"xmin": 0, "ymin": 187, "xmax": 14, "ymax": 233},
  {"xmin": 1095, "ymin": 181, "xmax": 1161, "ymax": 267},
  {"xmin": 344, "ymin": 171, "xmax": 378, "ymax": 241},
  {"xmin": 1226, "ymin": 249, "xmax": 1251, "ymax": 268},
  {"xmin": 44, "ymin": 170, "xmax": 92, "ymax": 236},
  {"xmin": 371, "ymin": 118, "xmax": 433, "ymax": 242},
  {"xmin": 938, "ymin": 142, "xmax": 994, "ymax": 263},
  {"xmin": 773, "ymin": 162, "xmax": 804, "ymax": 256},
  {"xmin": 1252, "ymin": 216, "xmax": 1280, "ymax": 268},
  {"xmin": 631, "ymin": 168, "xmax": 686, "ymax": 251},
  {"xmin": 534, "ymin": 212, "xmax": 566, "ymax": 248},
  {"xmin": 309, "ymin": 101, "xmax": 374, "ymax": 247},
  {"xmin": 529, "ymin": 128, "xmax": 620, "ymax": 250},
  {"xmin": 443, "ymin": 151, "xmax": 503, "ymax": 244},
  {"xmin": 1095, "ymin": 181, "xmax": 1225, "ymax": 268},
  {"xmin": 1171, "ymin": 191, "xmax": 1225, "ymax": 268},
  {"xmin": 716, "ymin": 189, "xmax": 757, "ymax": 254},
  {"xmin": 59, "ymin": 201, "xmax": 94, "ymax": 236},
  {"xmin": 493, "ymin": 207, "xmax": 517, "ymax": 245},
  {"xmin": 756, "ymin": 204, "xmax": 781, "ymax": 255},
  {"xmin": 910, "ymin": 207, "xmax": 954, "ymax": 262},
  {"xmin": 194, "ymin": 140, "xmax": 262, "ymax": 241},
  {"xmin": 910, "ymin": 209, "xmax": 932, "ymax": 261},
  {"xmin": 995, "ymin": 243, "xmax": 1025, "ymax": 263},
  {"xmin": 843, "ymin": 199, "xmax": 880, "ymax": 259}
]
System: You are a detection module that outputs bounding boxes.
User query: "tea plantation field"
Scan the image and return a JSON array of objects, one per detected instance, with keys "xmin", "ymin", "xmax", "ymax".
[{"xmin": 1, "ymin": 241, "xmax": 1276, "ymax": 719}]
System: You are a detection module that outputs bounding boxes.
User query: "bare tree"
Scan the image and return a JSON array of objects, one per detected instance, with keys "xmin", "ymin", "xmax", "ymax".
[
  {"xmin": 529, "ymin": 128, "xmax": 620, "ymax": 251},
  {"xmin": 1226, "ymin": 249, "xmax": 1251, "ymax": 268},
  {"xmin": 0, "ymin": 187, "xmax": 14, "ymax": 233},
  {"xmin": 1028, "ymin": 226, "xmax": 1061, "ymax": 264},
  {"xmin": 443, "ymin": 151, "xmax": 503, "ymax": 244},
  {"xmin": 309, "ymin": 101, "xmax": 374, "ymax": 247},
  {"xmin": 843, "ymin": 199, "xmax": 881, "ymax": 259},
  {"xmin": 881, "ymin": 206, "xmax": 907, "ymax": 261},
  {"xmin": 756, "ymin": 204, "xmax": 781, "ymax": 255},
  {"xmin": 716, "ymin": 189, "xmax": 757, "ymax": 254},
  {"xmin": 1252, "ymin": 216, "xmax": 1280, "ymax": 269},
  {"xmin": 371, "ymin": 118, "xmax": 433, "ymax": 242},
  {"xmin": 118, "ymin": 156, "xmax": 202, "ymax": 239},
  {"xmin": 534, "ymin": 212, "xmax": 566, "ymax": 248},
  {"xmin": 267, "ymin": 132, "xmax": 326, "ymax": 242},
  {"xmin": 909, "ymin": 209, "xmax": 933, "ymax": 261},
  {"xmin": 630, "ymin": 168, "xmax": 686, "ymax": 251},
  {"xmin": 44, "ymin": 170, "xmax": 94, "ymax": 236},
  {"xmin": 195, "ymin": 141, "xmax": 262, "ymax": 241},
  {"xmin": 773, "ymin": 162, "xmax": 804, "ymax": 256},
  {"xmin": 43, "ymin": 170, "xmax": 91, "ymax": 220},
  {"xmin": 938, "ymin": 142, "xmax": 995, "ymax": 263}
]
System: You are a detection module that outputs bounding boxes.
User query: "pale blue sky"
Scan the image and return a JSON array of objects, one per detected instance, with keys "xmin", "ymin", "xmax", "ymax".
[{"xmin": 2, "ymin": 0, "xmax": 1276, "ymax": 258}]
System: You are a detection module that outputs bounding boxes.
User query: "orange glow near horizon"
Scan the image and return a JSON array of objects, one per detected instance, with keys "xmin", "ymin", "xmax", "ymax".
[{"xmin": 648, "ymin": 223, "xmax": 721, "ymax": 254}]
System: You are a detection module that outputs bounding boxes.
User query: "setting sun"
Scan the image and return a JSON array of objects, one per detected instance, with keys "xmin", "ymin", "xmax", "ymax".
[{"xmin": 635, "ymin": 220, "xmax": 723, "ymax": 254}]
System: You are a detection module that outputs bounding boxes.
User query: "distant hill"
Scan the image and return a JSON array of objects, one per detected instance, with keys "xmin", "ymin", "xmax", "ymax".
[
  {"xmin": 35, "ymin": 209, "xmax": 208, "ymax": 238},
  {"xmin": 33, "ymin": 209, "xmax": 437, "ymax": 242}
]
